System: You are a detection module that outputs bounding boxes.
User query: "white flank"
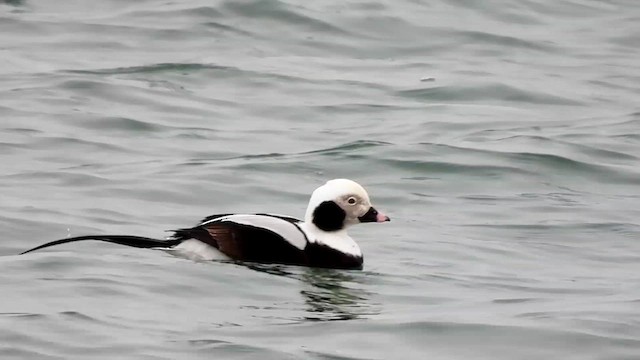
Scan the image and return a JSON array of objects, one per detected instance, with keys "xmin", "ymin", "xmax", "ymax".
[{"xmin": 165, "ymin": 239, "xmax": 229, "ymax": 261}]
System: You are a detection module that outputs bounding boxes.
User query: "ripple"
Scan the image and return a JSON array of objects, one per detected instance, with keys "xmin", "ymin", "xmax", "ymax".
[
  {"xmin": 456, "ymin": 29, "xmax": 557, "ymax": 52},
  {"xmin": 303, "ymin": 140, "xmax": 393, "ymax": 155},
  {"xmin": 221, "ymin": 0, "xmax": 353, "ymax": 36},
  {"xmin": 67, "ymin": 63, "xmax": 229, "ymax": 75},
  {"xmin": 397, "ymin": 83, "xmax": 583, "ymax": 105},
  {"xmin": 76, "ymin": 116, "xmax": 164, "ymax": 133}
]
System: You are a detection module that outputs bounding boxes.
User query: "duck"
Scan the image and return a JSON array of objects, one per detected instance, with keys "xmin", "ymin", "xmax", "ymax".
[{"xmin": 20, "ymin": 179, "xmax": 390, "ymax": 270}]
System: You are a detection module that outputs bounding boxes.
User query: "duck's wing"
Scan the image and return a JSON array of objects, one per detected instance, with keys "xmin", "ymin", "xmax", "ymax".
[
  {"xmin": 198, "ymin": 213, "xmax": 301, "ymax": 225},
  {"xmin": 198, "ymin": 213, "xmax": 234, "ymax": 224},
  {"xmin": 171, "ymin": 214, "xmax": 309, "ymax": 264}
]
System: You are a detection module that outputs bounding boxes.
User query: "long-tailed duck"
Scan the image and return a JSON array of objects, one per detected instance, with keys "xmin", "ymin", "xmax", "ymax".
[{"xmin": 20, "ymin": 179, "xmax": 390, "ymax": 270}]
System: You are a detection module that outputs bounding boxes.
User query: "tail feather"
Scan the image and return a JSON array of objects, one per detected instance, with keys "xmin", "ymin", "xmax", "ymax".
[
  {"xmin": 169, "ymin": 227, "xmax": 211, "ymax": 242},
  {"xmin": 20, "ymin": 235, "xmax": 182, "ymax": 255}
]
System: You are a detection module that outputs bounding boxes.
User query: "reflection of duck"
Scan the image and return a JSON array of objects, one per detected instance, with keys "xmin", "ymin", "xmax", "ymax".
[
  {"xmin": 301, "ymin": 268, "xmax": 375, "ymax": 322},
  {"xmin": 247, "ymin": 263, "xmax": 378, "ymax": 322},
  {"xmin": 21, "ymin": 179, "xmax": 389, "ymax": 270}
]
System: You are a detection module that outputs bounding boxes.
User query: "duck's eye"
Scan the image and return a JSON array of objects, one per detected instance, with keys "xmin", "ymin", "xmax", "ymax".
[{"xmin": 347, "ymin": 197, "xmax": 357, "ymax": 205}]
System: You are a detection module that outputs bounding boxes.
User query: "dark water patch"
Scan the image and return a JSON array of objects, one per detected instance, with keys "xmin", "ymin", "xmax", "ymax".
[
  {"xmin": 226, "ymin": 152, "xmax": 286, "ymax": 161},
  {"xmin": 493, "ymin": 298, "xmax": 539, "ymax": 304},
  {"xmin": 24, "ymin": 255, "xmax": 87, "ymax": 273},
  {"xmin": 309, "ymin": 103, "xmax": 409, "ymax": 115},
  {"xmin": 190, "ymin": 342, "xmax": 301, "ymax": 360},
  {"xmin": 569, "ymin": 117, "xmax": 640, "ymax": 132},
  {"xmin": 2, "ymin": 170, "xmax": 111, "ymax": 187},
  {"xmin": 59, "ymin": 311, "xmax": 102, "ymax": 323},
  {"xmin": 499, "ymin": 135, "xmax": 637, "ymax": 159},
  {"xmin": 66, "ymin": 61, "xmax": 321, "ymax": 91},
  {"xmin": 474, "ymin": 281, "xmax": 614, "ymax": 296},
  {"xmin": 62, "ymin": 61, "xmax": 393, "ymax": 97},
  {"xmin": 403, "ymin": 176, "xmax": 439, "ymax": 182},
  {"xmin": 610, "ymin": 30, "xmax": 640, "ymax": 49},
  {"xmin": 27, "ymin": 136, "xmax": 135, "ymax": 154},
  {"xmin": 172, "ymin": 132, "xmax": 212, "ymax": 140},
  {"xmin": 76, "ymin": 116, "xmax": 164, "ymax": 133},
  {"xmin": 304, "ymin": 350, "xmax": 369, "ymax": 360},
  {"xmin": 0, "ymin": 141, "xmax": 27, "ymax": 153},
  {"xmin": 125, "ymin": 5, "xmax": 225, "ymax": 20},
  {"xmin": 451, "ymin": 1, "xmax": 544, "ymax": 25},
  {"xmin": 485, "ymin": 134, "xmax": 640, "ymax": 166},
  {"xmin": 397, "ymin": 83, "xmax": 583, "ymax": 105},
  {"xmin": 63, "ymin": 276, "xmax": 134, "ymax": 288},
  {"xmin": 589, "ymin": 79, "xmax": 640, "ymax": 93},
  {"xmin": 0, "ymin": 348, "xmax": 60, "ymax": 360},
  {"xmin": 456, "ymin": 29, "xmax": 556, "ymax": 52},
  {"xmin": 221, "ymin": 0, "xmax": 353, "ymax": 36},
  {"xmin": 187, "ymin": 339, "xmax": 231, "ymax": 347},
  {"xmin": 303, "ymin": 140, "xmax": 393, "ymax": 155},
  {"xmin": 4, "ymin": 127, "xmax": 42, "ymax": 134},
  {"xmin": 520, "ymin": 192, "xmax": 584, "ymax": 206},
  {"xmin": 611, "ymin": 133, "xmax": 640, "ymax": 142},
  {"xmin": 420, "ymin": 321, "xmax": 640, "ymax": 349},
  {"xmin": 58, "ymin": 79, "xmax": 119, "ymax": 91},
  {"xmin": 202, "ymin": 140, "xmax": 394, "ymax": 165},
  {"xmin": 383, "ymin": 159, "xmax": 532, "ymax": 177},
  {"xmin": 203, "ymin": 21, "xmax": 256, "ymax": 36},
  {"xmin": 462, "ymin": 222, "xmax": 639, "ymax": 234},
  {"xmin": 345, "ymin": 14, "xmax": 438, "ymax": 41},
  {"xmin": 510, "ymin": 152, "xmax": 640, "ymax": 184},
  {"xmin": 2, "ymin": 0, "xmax": 25, "ymax": 6},
  {"xmin": 612, "ymin": 117, "xmax": 640, "ymax": 128},
  {"xmin": 0, "ymin": 312, "xmax": 46, "ymax": 319},
  {"xmin": 408, "ymin": 138, "xmax": 639, "ymax": 186},
  {"xmin": 207, "ymin": 139, "xmax": 633, "ymax": 183},
  {"xmin": 67, "ymin": 63, "xmax": 230, "ymax": 76},
  {"xmin": 521, "ymin": 0, "xmax": 621, "ymax": 18},
  {"xmin": 459, "ymin": 195, "xmax": 522, "ymax": 203}
]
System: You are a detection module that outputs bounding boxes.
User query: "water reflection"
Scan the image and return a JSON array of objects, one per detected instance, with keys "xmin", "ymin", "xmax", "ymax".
[{"xmin": 244, "ymin": 263, "xmax": 379, "ymax": 322}]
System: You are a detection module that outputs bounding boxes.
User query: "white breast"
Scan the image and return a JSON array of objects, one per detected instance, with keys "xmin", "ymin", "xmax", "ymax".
[{"xmin": 298, "ymin": 223, "xmax": 362, "ymax": 257}]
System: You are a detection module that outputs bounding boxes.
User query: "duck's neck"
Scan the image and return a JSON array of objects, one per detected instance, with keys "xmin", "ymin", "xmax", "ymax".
[{"xmin": 304, "ymin": 199, "xmax": 319, "ymax": 225}]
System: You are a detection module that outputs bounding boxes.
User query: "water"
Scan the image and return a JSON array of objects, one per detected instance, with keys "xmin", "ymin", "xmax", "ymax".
[{"xmin": 1, "ymin": 0, "xmax": 640, "ymax": 358}]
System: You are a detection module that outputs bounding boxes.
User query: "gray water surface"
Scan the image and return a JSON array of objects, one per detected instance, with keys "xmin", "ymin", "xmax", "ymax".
[{"xmin": 1, "ymin": 0, "xmax": 640, "ymax": 359}]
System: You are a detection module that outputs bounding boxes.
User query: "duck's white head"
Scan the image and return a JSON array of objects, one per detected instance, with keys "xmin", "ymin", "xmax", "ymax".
[{"xmin": 304, "ymin": 179, "xmax": 390, "ymax": 232}]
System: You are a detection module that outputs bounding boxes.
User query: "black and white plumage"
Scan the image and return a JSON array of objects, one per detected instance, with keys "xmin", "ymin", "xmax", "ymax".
[{"xmin": 20, "ymin": 179, "xmax": 390, "ymax": 270}]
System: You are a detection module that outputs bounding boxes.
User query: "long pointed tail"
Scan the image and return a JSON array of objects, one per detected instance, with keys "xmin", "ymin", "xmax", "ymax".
[{"xmin": 20, "ymin": 235, "xmax": 182, "ymax": 255}]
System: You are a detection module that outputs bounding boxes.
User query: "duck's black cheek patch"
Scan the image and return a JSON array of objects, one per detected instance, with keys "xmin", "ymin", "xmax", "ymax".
[{"xmin": 312, "ymin": 201, "xmax": 346, "ymax": 232}]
